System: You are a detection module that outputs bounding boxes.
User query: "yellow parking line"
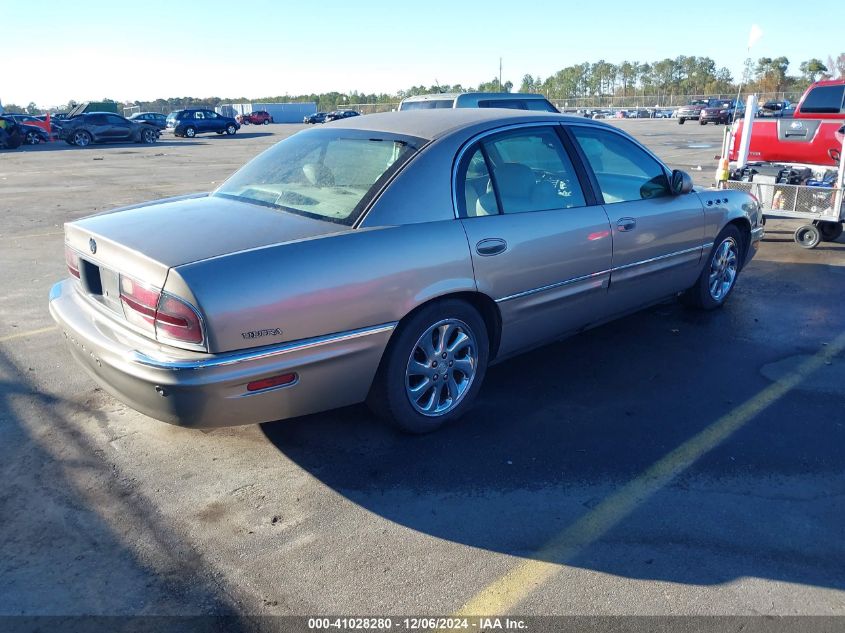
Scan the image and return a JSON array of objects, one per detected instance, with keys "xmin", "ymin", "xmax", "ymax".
[
  {"xmin": 0, "ymin": 326, "xmax": 56, "ymax": 343},
  {"xmin": 455, "ymin": 331, "xmax": 845, "ymax": 616}
]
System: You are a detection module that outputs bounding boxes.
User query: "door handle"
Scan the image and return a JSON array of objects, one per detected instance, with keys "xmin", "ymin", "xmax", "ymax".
[
  {"xmin": 476, "ymin": 238, "xmax": 508, "ymax": 256},
  {"xmin": 617, "ymin": 217, "xmax": 637, "ymax": 232}
]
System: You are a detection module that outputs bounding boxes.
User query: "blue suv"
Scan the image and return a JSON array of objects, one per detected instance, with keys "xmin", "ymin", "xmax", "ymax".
[{"xmin": 166, "ymin": 109, "xmax": 240, "ymax": 138}]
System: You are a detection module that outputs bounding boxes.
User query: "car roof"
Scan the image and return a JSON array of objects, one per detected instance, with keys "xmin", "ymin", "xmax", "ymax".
[
  {"xmin": 326, "ymin": 108, "xmax": 602, "ymax": 141},
  {"xmin": 401, "ymin": 92, "xmax": 549, "ymax": 103}
]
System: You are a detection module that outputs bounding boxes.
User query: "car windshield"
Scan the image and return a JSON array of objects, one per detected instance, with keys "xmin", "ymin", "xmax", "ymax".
[{"xmin": 214, "ymin": 128, "xmax": 421, "ymax": 225}]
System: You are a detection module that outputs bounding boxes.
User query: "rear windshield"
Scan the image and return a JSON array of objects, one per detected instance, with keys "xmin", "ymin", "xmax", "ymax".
[
  {"xmin": 399, "ymin": 99, "xmax": 454, "ymax": 111},
  {"xmin": 213, "ymin": 128, "xmax": 422, "ymax": 225},
  {"xmin": 477, "ymin": 98, "xmax": 557, "ymax": 112}
]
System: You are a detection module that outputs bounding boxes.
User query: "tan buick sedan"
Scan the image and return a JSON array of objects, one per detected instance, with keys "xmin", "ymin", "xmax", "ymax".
[{"xmin": 49, "ymin": 109, "xmax": 764, "ymax": 433}]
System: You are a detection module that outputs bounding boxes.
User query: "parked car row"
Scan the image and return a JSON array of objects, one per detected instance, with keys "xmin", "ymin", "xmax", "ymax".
[{"xmin": 303, "ymin": 109, "xmax": 361, "ymax": 124}]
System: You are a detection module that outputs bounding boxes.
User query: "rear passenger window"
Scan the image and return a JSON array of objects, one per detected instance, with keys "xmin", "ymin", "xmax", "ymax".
[
  {"xmin": 478, "ymin": 127, "xmax": 586, "ymax": 214},
  {"xmin": 460, "ymin": 149, "xmax": 500, "ymax": 217},
  {"xmin": 570, "ymin": 126, "xmax": 670, "ymax": 204}
]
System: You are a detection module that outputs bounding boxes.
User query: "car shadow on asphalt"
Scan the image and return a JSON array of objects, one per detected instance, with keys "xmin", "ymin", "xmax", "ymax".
[
  {"xmin": 260, "ymin": 274, "xmax": 845, "ymax": 591},
  {"xmin": 0, "ymin": 347, "xmax": 248, "ymax": 623}
]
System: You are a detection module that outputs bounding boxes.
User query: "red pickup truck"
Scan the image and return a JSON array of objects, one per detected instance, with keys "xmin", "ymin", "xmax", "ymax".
[{"xmin": 728, "ymin": 80, "xmax": 845, "ymax": 166}]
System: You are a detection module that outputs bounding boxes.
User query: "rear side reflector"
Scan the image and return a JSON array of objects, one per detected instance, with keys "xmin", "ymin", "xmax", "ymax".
[{"xmin": 247, "ymin": 373, "xmax": 297, "ymax": 392}]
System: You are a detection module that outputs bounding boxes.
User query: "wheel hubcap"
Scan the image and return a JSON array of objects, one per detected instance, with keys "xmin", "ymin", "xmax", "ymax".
[
  {"xmin": 708, "ymin": 237, "xmax": 738, "ymax": 301},
  {"xmin": 405, "ymin": 319, "xmax": 477, "ymax": 417}
]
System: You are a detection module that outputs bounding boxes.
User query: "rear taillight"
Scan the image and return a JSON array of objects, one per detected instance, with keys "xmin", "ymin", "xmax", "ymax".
[
  {"xmin": 155, "ymin": 294, "xmax": 203, "ymax": 344},
  {"xmin": 119, "ymin": 274, "xmax": 204, "ymax": 346},
  {"xmin": 65, "ymin": 245, "xmax": 80, "ymax": 278}
]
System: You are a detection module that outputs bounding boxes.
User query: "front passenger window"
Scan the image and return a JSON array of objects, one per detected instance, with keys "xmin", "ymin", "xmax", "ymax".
[{"xmin": 570, "ymin": 126, "xmax": 670, "ymax": 204}]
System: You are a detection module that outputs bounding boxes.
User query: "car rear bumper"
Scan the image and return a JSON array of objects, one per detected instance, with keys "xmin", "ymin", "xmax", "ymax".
[{"xmin": 49, "ymin": 279, "xmax": 395, "ymax": 428}]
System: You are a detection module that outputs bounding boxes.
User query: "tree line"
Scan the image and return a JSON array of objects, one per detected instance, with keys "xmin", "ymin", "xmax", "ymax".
[{"xmin": 4, "ymin": 53, "xmax": 843, "ymax": 115}]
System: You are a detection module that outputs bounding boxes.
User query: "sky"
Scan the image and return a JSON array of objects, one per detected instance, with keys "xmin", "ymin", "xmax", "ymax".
[{"xmin": 1, "ymin": 0, "xmax": 841, "ymax": 108}]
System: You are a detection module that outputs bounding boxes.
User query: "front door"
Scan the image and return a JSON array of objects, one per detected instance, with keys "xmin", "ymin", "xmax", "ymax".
[
  {"xmin": 457, "ymin": 125, "xmax": 613, "ymax": 357},
  {"xmin": 567, "ymin": 124, "xmax": 705, "ymax": 311},
  {"xmin": 104, "ymin": 114, "xmax": 133, "ymax": 141}
]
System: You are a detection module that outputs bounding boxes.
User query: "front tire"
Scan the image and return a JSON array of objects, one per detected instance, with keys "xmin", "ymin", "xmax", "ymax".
[
  {"xmin": 141, "ymin": 127, "xmax": 157, "ymax": 144},
  {"xmin": 184, "ymin": 126, "xmax": 196, "ymax": 138},
  {"xmin": 794, "ymin": 224, "xmax": 821, "ymax": 249},
  {"xmin": 678, "ymin": 118, "xmax": 685, "ymax": 125},
  {"xmin": 700, "ymin": 120, "xmax": 707, "ymax": 125},
  {"xmin": 682, "ymin": 225, "xmax": 743, "ymax": 310},
  {"xmin": 25, "ymin": 130, "xmax": 40, "ymax": 144},
  {"xmin": 263, "ymin": 119, "xmax": 270, "ymax": 125},
  {"xmin": 226, "ymin": 124, "xmax": 237, "ymax": 135},
  {"xmin": 368, "ymin": 300, "xmax": 489, "ymax": 434}
]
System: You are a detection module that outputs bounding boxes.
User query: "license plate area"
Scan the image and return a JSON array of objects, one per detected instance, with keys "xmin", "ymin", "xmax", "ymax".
[{"xmin": 80, "ymin": 259, "xmax": 123, "ymax": 314}]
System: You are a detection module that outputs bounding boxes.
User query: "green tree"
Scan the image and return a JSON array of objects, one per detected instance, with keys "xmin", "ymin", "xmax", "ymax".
[{"xmin": 799, "ymin": 59, "xmax": 828, "ymax": 83}]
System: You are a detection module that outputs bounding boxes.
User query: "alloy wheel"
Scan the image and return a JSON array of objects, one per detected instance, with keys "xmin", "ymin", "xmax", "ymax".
[
  {"xmin": 405, "ymin": 319, "xmax": 477, "ymax": 417},
  {"xmin": 708, "ymin": 237, "xmax": 738, "ymax": 301}
]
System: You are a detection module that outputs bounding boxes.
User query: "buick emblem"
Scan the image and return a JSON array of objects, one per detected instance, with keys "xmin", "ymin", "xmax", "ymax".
[{"xmin": 89, "ymin": 238, "xmax": 97, "ymax": 254}]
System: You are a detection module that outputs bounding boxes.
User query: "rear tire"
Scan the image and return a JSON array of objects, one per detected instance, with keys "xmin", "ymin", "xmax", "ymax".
[
  {"xmin": 682, "ymin": 225, "xmax": 743, "ymax": 310},
  {"xmin": 700, "ymin": 120, "xmax": 707, "ymax": 125},
  {"xmin": 25, "ymin": 130, "xmax": 40, "ymax": 144},
  {"xmin": 678, "ymin": 118, "xmax": 685, "ymax": 125},
  {"xmin": 367, "ymin": 299, "xmax": 489, "ymax": 434},
  {"xmin": 814, "ymin": 221, "xmax": 843, "ymax": 242},
  {"xmin": 263, "ymin": 119, "xmax": 270, "ymax": 125}
]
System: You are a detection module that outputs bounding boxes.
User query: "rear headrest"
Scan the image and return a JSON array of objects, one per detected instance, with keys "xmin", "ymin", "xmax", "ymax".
[{"xmin": 491, "ymin": 163, "xmax": 535, "ymax": 198}]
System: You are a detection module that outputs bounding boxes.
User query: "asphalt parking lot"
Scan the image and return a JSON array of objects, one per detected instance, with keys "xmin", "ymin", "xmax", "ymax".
[{"xmin": 1, "ymin": 120, "xmax": 843, "ymax": 626}]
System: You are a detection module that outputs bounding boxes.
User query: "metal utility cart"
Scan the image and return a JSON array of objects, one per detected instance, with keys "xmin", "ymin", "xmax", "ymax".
[
  {"xmin": 719, "ymin": 178, "xmax": 844, "ymax": 248},
  {"xmin": 716, "ymin": 93, "xmax": 845, "ymax": 249}
]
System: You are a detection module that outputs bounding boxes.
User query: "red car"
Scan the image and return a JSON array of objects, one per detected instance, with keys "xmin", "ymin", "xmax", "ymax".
[{"xmin": 236, "ymin": 110, "xmax": 273, "ymax": 125}]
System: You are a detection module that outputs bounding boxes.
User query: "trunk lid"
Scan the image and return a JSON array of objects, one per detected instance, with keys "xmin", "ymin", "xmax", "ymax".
[{"xmin": 65, "ymin": 194, "xmax": 350, "ymax": 289}]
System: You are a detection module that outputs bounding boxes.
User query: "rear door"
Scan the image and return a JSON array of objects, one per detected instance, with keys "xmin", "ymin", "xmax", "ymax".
[
  {"xmin": 458, "ymin": 124, "xmax": 613, "ymax": 356},
  {"xmin": 193, "ymin": 110, "xmax": 206, "ymax": 132},
  {"xmin": 567, "ymin": 124, "xmax": 705, "ymax": 312}
]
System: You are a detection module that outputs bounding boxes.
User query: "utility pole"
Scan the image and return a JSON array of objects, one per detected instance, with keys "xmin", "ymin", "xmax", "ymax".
[{"xmin": 499, "ymin": 58, "xmax": 502, "ymax": 90}]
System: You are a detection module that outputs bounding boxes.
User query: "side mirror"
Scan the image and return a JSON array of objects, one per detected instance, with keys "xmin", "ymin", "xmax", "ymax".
[{"xmin": 671, "ymin": 169, "xmax": 694, "ymax": 195}]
